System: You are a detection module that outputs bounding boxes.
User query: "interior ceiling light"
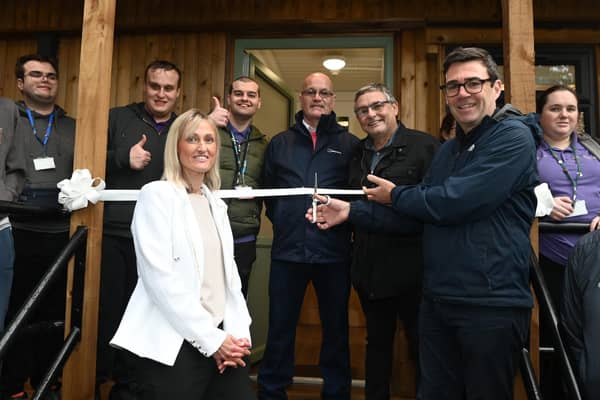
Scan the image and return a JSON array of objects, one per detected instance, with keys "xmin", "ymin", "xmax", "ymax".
[{"xmin": 322, "ymin": 57, "xmax": 346, "ymax": 74}]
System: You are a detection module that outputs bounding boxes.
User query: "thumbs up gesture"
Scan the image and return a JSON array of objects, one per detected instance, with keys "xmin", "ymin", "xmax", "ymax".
[
  {"xmin": 129, "ymin": 134, "xmax": 152, "ymax": 170},
  {"xmin": 208, "ymin": 96, "xmax": 229, "ymax": 128}
]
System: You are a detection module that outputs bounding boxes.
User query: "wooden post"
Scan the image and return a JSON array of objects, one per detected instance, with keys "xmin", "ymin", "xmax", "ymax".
[
  {"xmin": 62, "ymin": 1, "xmax": 116, "ymax": 399},
  {"xmin": 501, "ymin": 0, "xmax": 538, "ymax": 398}
]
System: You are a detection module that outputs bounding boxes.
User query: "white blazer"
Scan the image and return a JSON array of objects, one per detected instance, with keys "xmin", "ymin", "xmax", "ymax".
[{"xmin": 110, "ymin": 180, "xmax": 252, "ymax": 366}]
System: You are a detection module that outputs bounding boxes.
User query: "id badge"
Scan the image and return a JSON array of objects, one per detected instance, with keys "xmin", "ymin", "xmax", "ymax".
[
  {"xmin": 570, "ymin": 200, "xmax": 588, "ymax": 217},
  {"xmin": 33, "ymin": 157, "xmax": 56, "ymax": 171}
]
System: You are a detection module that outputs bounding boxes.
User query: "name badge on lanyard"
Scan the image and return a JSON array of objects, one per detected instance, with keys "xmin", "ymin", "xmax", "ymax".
[
  {"xmin": 230, "ymin": 131, "xmax": 251, "ymax": 188},
  {"xmin": 33, "ymin": 157, "xmax": 56, "ymax": 171},
  {"xmin": 27, "ymin": 108, "xmax": 56, "ymax": 171}
]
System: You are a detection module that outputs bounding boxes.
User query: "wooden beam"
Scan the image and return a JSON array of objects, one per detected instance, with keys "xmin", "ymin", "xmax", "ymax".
[
  {"xmin": 426, "ymin": 27, "xmax": 502, "ymax": 44},
  {"xmin": 501, "ymin": 1, "xmax": 538, "ymax": 398},
  {"xmin": 501, "ymin": 0, "xmax": 536, "ymax": 113},
  {"xmin": 62, "ymin": 1, "xmax": 116, "ymax": 399},
  {"xmin": 426, "ymin": 27, "xmax": 600, "ymax": 45}
]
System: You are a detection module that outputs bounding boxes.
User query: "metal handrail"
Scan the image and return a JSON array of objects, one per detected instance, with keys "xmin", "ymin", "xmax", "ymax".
[
  {"xmin": 529, "ymin": 251, "xmax": 582, "ymax": 400},
  {"xmin": 32, "ymin": 327, "xmax": 81, "ymax": 400},
  {"xmin": 0, "ymin": 200, "xmax": 69, "ymax": 218},
  {"xmin": 520, "ymin": 348, "xmax": 543, "ymax": 400},
  {"xmin": 538, "ymin": 221, "xmax": 590, "ymax": 233},
  {"xmin": 0, "ymin": 226, "xmax": 87, "ymax": 359}
]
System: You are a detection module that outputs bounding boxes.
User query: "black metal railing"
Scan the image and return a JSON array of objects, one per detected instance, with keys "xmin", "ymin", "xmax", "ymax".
[
  {"xmin": 538, "ymin": 221, "xmax": 591, "ymax": 234},
  {"xmin": 527, "ymin": 221, "xmax": 588, "ymax": 400},
  {"xmin": 520, "ymin": 348, "xmax": 543, "ymax": 400},
  {"xmin": 0, "ymin": 201, "xmax": 87, "ymax": 400}
]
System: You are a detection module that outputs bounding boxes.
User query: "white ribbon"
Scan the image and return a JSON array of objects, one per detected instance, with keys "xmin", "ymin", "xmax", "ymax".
[
  {"xmin": 534, "ymin": 183, "xmax": 555, "ymax": 217},
  {"xmin": 57, "ymin": 169, "xmax": 365, "ymax": 212}
]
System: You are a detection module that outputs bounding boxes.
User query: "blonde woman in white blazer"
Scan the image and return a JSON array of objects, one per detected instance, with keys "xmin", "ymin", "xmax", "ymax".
[{"xmin": 111, "ymin": 109, "xmax": 255, "ymax": 399}]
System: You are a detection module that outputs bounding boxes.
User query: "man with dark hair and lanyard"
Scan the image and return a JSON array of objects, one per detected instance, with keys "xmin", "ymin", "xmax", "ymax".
[
  {"xmin": 210, "ymin": 76, "xmax": 268, "ymax": 297},
  {"xmin": 0, "ymin": 54, "xmax": 75, "ymax": 400}
]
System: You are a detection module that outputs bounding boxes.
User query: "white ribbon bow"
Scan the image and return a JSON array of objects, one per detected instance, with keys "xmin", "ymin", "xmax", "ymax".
[
  {"xmin": 534, "ymin": 183, "xmax": 555, "ymax": 217},
  {"xmin": 57, "ymin": 169, "xmax": 106, "ymax": 212}
]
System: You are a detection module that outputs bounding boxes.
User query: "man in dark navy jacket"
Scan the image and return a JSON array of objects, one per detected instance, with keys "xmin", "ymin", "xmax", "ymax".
[
  {"xmin": 311, "ymin": 48, "xmax": 540, "ymax": 400},
  {"xmin": 257, "ymin": 72, "xmax": 359, "ymax": 400}
]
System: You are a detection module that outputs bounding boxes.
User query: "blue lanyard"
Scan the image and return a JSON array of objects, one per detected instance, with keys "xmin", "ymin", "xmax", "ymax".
[
  {"xmin": 544, "ymin": 139, "xmax": 583, "ymax": 204},
  {"xmin": 26, "ymin": 108, "xmax": 54, "ymax": 151},
  {"xmin": 230, "ymin": 131, "xmax": 250, "ymax": 186}
]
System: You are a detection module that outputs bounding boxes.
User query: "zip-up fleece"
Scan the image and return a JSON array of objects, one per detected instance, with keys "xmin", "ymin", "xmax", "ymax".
[
  {"xmin": 263, "ymin": 110, "xmax": 359, "ymax": 264},
  {"xmin": 11, "ymin": 101, "xmax": 75, "ymax": 232},
  {"xmin": 104, "ymin": 102, "xmax": 176, "ymax": 237},
  {"xmin": 218, "ymin": 125, "xmax": 268, "ymax": 238}
]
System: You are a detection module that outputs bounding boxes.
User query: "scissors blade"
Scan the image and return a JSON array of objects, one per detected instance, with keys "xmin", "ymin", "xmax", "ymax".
[{"xmin": 312, "ymin": 172, "xmax": 318, "ymax": 223}]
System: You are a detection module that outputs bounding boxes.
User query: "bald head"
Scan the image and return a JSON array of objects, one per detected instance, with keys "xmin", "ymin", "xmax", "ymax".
[{"xmin": 299, "ymin": 72, "xmax": 336, "ymax": 127}]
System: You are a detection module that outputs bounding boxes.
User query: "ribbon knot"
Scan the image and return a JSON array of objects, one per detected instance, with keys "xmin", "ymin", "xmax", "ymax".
[
  {"xmin": 57, "ymin": 169, "xmax": 106, "ymax": 212},
  {"xmin": 534, "ymin": 183, "xmax": 555, "ymax": 217}
]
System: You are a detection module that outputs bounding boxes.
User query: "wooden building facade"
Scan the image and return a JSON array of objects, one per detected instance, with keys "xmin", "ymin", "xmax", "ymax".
[
  {"xmin": 2, "ymin": 1, "xmax": 599, "ymax": 137},
  {"xmin": 0, "ymin": 1, "xmax": 598, "ymax": 398}
]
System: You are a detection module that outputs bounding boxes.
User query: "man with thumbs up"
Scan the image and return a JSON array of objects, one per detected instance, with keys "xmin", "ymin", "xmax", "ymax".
[
  {"xmin": 99, "ymin": 60, "xmax": 182, "ymax": 399},
  {"xmin": 210, "ymin": 77, "xmax": 268, "ymax": 298}
]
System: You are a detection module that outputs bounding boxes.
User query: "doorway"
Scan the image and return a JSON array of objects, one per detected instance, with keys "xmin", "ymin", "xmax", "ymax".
[{"xmin": 237, "ymin": 35, "xmax": 396, "ymax": 387}]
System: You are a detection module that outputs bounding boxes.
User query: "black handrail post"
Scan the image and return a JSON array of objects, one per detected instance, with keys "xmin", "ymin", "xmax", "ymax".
[
  {"xmin": 529, "ymin": 250, "xmax": 583, "ymax": 400},
  {"xmin": 70, "ymin": 226, "xmax": 88, "ymax": 333},
  {"xmin": 520, "ymin": 348, "xmax": 543, "ymax": 400},
  {"xmin": 0, "ymin": 226, "xmax": 88, "ymax": 360},
  {"xmin": 32, "ymin": 327, "xmax": 81, "ymax": 400}
]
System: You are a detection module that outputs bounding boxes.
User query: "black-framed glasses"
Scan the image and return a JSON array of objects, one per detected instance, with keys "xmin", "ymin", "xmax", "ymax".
[
  {"xmin": 440, "ymin": 78, "xmax": 493, "ymax": 97},
  {"xmin": 301, "ymin": 88, "xmax": 334, "ymax": 99},
  {"xmin": 354, "ymin": 100, "xmax": 392, "ymax": 118},
  {"xmin": 25, "ymin": 71, "xmax": 58, "ymax": 81}
]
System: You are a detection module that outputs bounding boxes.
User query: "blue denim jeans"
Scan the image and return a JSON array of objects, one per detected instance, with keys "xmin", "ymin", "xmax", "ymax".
[{"xmin": 0, "ymin": 226, "xmax": 14, "ymax": 331}]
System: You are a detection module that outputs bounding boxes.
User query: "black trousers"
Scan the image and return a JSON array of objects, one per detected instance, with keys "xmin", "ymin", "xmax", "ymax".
[
  {"xmin": 357, "ymin": 290, "xmax": 420, "ymax": 400},
  {"xmin": 0, "ymin": 229, "xmax": 68, "ymax": 394},
  {"xmin": 234, "ymin": 240, "xmax": 257, "ymax": 298},
  {"xmin": 539, "ymin": 254, "xmax": 568, "ymax": 400},
  {"xmin": 96, "ymin": 235, "xmax": 138, "ymax": 385},
  {"xmin": 419, "ymin": 299, "xmax": 530, "ymax": 400},
  {"xmin": 131, "ymin": 342, "xmax": 256, "ymax": 400}
]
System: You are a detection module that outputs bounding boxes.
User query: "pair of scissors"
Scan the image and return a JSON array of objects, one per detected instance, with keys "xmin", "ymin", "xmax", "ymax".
[{"xmin": 312, "ymin": 172, "xmax": 318, "ymax": 224}]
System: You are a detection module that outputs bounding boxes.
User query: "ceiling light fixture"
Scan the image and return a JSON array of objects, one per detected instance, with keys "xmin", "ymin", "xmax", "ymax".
[{"xmin": 322, "ymin": 56, "xmax": 346, "ymax": 75}]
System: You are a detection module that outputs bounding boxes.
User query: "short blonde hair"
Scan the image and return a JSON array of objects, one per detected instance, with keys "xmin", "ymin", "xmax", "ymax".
[{"xmin": 162, "ymin": 109, "xmax": 221, "ymax": 191}]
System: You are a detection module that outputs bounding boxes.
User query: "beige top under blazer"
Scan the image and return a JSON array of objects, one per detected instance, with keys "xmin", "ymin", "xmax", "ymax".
[{"xmin": 110, "ymin": 180, "xmax": 251, "ymax": 366}]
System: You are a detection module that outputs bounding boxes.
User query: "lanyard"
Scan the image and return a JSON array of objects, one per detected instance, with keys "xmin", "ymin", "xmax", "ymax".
[
  {"xmin": 26, "ymin": 108, "xmax": 54, "ymax": 151},
  {"xmin": 544, "ymin": 139, "xmax": 583, "ymax": 204},
  {"xmin": 230, "ymin": 131, "xmax": 250, "ymax": 186}
]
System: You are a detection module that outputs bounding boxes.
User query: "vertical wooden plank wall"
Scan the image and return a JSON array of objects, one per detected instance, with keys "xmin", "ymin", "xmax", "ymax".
[
  {"xmin": 396, "ymin": 29, "xmax": 438, "ymax": 137},
  {"xmin": 0, "ymin": 33, "xmax": 226, "ymax": 117},
  {"xmin": 0, "ymin": 40, "xmax": 37, "ymax": 98},
  {"xmin": 399, "ymin": 31, "xmax": 416, "ymax": 129},
  {"xmin": 106, "ymin": 33, "xmax": 227, "ymax": 114}
]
